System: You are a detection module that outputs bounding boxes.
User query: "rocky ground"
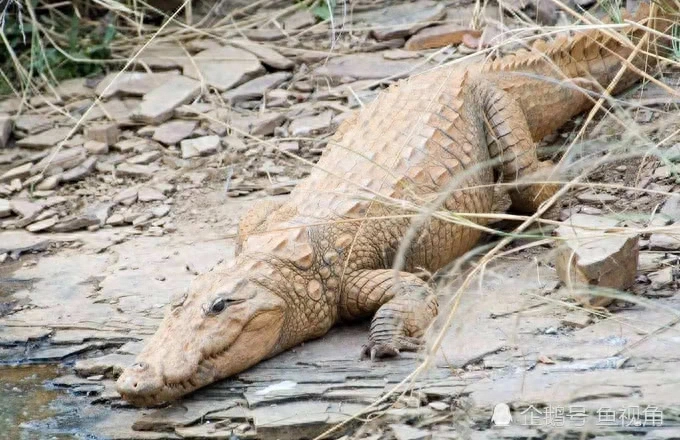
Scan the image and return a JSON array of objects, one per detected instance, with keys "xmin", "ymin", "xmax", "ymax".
[{"xmin": 1, "ymin": 0, "xmax": 680, "ymax": 439}]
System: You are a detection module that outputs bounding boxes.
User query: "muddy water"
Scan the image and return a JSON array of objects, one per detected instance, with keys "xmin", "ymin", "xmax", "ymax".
[{"xmin": 0, "ymin": 365, "xmax": 79, "ymax": 440}]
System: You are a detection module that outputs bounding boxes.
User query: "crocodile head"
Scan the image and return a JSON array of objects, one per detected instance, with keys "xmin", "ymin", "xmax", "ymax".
[{"xmin": 116, "ymin": 264, "xmax": 287, "ymax": 406}]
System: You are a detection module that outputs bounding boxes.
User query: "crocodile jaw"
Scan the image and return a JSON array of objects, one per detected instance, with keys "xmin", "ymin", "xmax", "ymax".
[{"xmin": 116, "ymin": 272, "xmax": 286, "ymax": 407}]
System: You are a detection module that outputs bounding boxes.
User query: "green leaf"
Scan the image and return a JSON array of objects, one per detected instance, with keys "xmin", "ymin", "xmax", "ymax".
[{"xmin": 311, "ymin": 0, "xmax": 335, "ymax": 21}]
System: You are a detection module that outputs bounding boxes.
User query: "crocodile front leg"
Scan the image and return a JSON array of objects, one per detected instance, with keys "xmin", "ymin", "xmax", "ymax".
[{"xmin": 341, "ymin": 269, "xmax": 438, "ymax": 360}]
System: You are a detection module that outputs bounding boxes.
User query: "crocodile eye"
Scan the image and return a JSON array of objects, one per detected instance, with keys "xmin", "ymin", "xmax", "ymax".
[{"xmin": 209, "ymin": 298, "xmax": 226, "ymax": 315}]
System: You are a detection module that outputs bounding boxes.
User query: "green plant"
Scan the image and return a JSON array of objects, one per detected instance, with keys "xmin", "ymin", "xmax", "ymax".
[
  {"xmin": 310, "ymin": 0, "xmax": 336, "ymax": 21},
  {"xmin": 0, "ymin": 1, "xmax": 117, "ymax": 95}
]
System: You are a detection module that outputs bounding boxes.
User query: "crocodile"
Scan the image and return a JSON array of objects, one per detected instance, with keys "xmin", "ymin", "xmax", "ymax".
[{"xmin": 117, "ymin": 2, "xmax": 678, "ymax": 406}]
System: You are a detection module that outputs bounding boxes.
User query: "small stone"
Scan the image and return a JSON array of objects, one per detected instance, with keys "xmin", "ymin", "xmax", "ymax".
[
  {"xmin": 95, "ymin": 72, "xmax": 180, "ymax": 98},
  {"xmin": 181, "ymin": 135, "xmax": 220, "ymax": 159},
  {"xmin": 116, "ymin": 163, "xmax": 154, "ymax": 179},
  {"xmin": 428, "ymin": 401, "xmax": 449, "ymax": 411},
  {"xmin": 224, "ymin": 136, "xmax": 248, "ymax": 153},
  {"xmin": 576, "ymin": 191, "xmax": 619, "ymax": 205},
  {"xmin": 127, "ymin": 151, "xmax": 161, "ymax": 165},
  {"xmin": 561, "ymin": 310, "xmax": 592, "ymax": 328},
  {"xmin": 9, "ymin": 178, "xmax": 21, "ymax": 193},
  {"xmin": 16, "ymin": 127, "xmax": 72, "ymax": 149},
  {"xmin": 132, "ymin": 212, "xmax": 153, "ymax": 227},
  {"xmin": 258, "ymin": 161, "xmax": 284, "ymax": 175},
  {"xmin": 133, "ymin": 76, "xmax": 202, "ymax": 124},
  {"xmin": 84, "ymin": 140, "xmax": 109, "ymax": 155},
  {"xmin": 152, "ymin": 120, "xmax": 197, "ymax": 145},
  {"xmin": 0, "ymin": 115, "xmax": 12, "ymax": 148},
  {"xmin": 660, "ymin": 195, "xmax": 680, "ymax": 222},
  {"xmin": 61, "ymin": 157, "xmax": 97, "ymax": 183},
  {"xmin": 51, "ymin": 214, "xmax": 100, "ymax": 232},
  {"xmin": 315, "ymin": 53, "xmax": 422, "ymax": 84},
  {"xmin": 278, "ymin": 141, "xmax": 299, "ymax": 153},
  {"xmin": 85, "ymin": 123, "xmax": 119, "ymax": 145},
  {"xmin": 113, "ymin": 138, "xmax": 148, "ymax": 153},
  {"xmin": 182, "ymin": 45, "xmax": 264, "ymax": 92},
  {"xmin": 163, "ymin": 222, "xmax": 177, "ymax": 233},
  {"xmin": 85, "ymin": 202, "xmax": 114, "ymax": 226},
  {"xmin": 649, "ymin": 232, "xmax": 680, "ymax": 251},
  {"xmin": 223, "ymin": 72, "xmax": 292, "ymax": 104},
  {"xmin": 113, "ymin": 187, "xmax": 138, "ymax": 205},
  {"xmin": 648, "ymin": 267, "xmax": 674, "ymax": 290},
  {"xmin": 289, "ymin": 111, "xmax": 333, "ymax": 137},
  {"xmin": 555, "ymin": 214, "xmax": 639, "ymax": 307},
  {"xmin": 31, "ymin": 147, "xmax": 87, "ymax": 176},
  {"xmin": 230, "ymin": 39, "xmax": 294, "ymax": 70},
  {"xmin": 231, "ymin": 112, "xmax": 285, "ymax": 136},
  {"xmin": 283, "ymin": 9, "xmax": 316, "ymax": 30},
  {"xmin": 138, "ymin": 187, "xmax": 166, "ymax": 202},
  {"xmin": 358, "ymin": 1, "xmax": 445, "ymax": 41},
  {"xmin": 11, "ymin": 200, "xmax": 44, "ymax": 223},
  {"xmin": 151, "ymin": 205, "xmax": 170, "ymax": 218},
  {"xmin": 0, "ymin": 199, "xmax": 11, "ymax": 217},
  {"xmin": 36, "ymin": 175, "xmax": 62, "ymax": 191},
  {"xmin": 26, "ymin": 216, "xmax": 58, "ymax": 233},
  {"xmin": 406, "ymin": 24, "xmax": 481, "ymax": 50},
  {"xmin": 14, "ymin": 115, "xmax": 53, "ymax": 134},
  {"xmin": 106, "ymin": 213, "xmax": 125, "ymax": 226},
  {"xmin": 0, "ymin": 162, "xmax": 32, "ymax": 183},
  {"xmin": 390, "ymin": 423, "xmax": 432, "ymax": 440}
]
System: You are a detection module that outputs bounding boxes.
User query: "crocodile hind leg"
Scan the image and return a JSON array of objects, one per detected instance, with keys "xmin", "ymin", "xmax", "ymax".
[
  {"xmin": 341, "ymin": 269, "xmax": 438, "ymax": 360},
  {"xmin": 479, "ymin": 83, "xmax": 561, "ymax": 214}
]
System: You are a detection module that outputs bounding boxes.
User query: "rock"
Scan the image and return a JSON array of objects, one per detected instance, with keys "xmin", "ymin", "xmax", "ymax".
[
  {"xmin": 113, "ymin": 187, "xmax": 138, "ymax": 205},
  {"xmin": 116, "ymin": 163, "xmax": 155, "ymax": 179},
  {"xmin": 0, "ymin": 115, "xmax": 12, "ymax": 148},
  {"xmin": 135, "ymin": 42, "xmax": 186, "ymax": 69},
  {"xmin": 180, "ymin": 135, "xmax": 220, "ymax": 159},
  {"xmin": 223, "ymin": 72, "xmax": 292, "ymax": 104},
  {"xmin": 127, "ymin": 151, "xmax": 162, "ymax": 165},
  {"xmin": 36, "ymin": 175, "xmax": 62, "ymax": 190},
  {"xmin": 95, "ymin": 72, "xmax": 180, "ymax": 98},
  {"xmin": 133, "ymin": 76, "xmax": 202, "ymax": 124},
  {"xmin": 84, "ymin": 140, "xmax": 109, "ymax": 155},
  {"xmin": 662, "ymin": 143, "xmax": 680, "ymax": 162},
  {"xmin": 0, "ymin": 199, "xmax": 11, "ymax": 217},
  {"xmin": 355, "ymin": 1, "xmax": 446, "ymax": 41},
  {"xmin": 258, "ymin": 161, "xmax": 284, "ymax": 176},
  {"xmin": 278, "ymin": 141, "xmax": 300, "ymax": 153},
  {"xmin": 151, "ymin": 205, "xmax": 170, "ymax": 218},
  {"xmin": 649, "ymin": 232, "xmax": 680, "ymax": 251},
  {"xmin": 106, "ymin": 213, "xmax": 125, "ymax": 226},
  {"xmin": 231, "ymin": 39, "xmax": 294, "ymax": 70},
  {"xmin": 32, "ymin": 146, "xmax": 87, "ymax": 176},
  {"xmin": 152, "ymin": 120, "xmax": 197, "ymax": 145},
  {"xmin": 133, "ymin": 212, "xmax": 153, "ymax": 227},
  {"xmin": 11, "ymin": 200, "xmax": 44, "ymax": 227},
  {"xmin": 14, "ymin": 115, "xmax": 53, "ymax": 134},
  {"xmin": 74, "ymin": 353, "xmax": 133, "ymax": 378},
  {"xmin": 26, "ymin": 216, "xmax": 58, "ymax": 233},
  {"xmin": 314, "ymin": 53, "xmax": 422, "ymax": 84},
  {"xmin": 561, "ymin": 310, "xmax": 592, "ymax": 328},
  {"xmin": 406, "ymin": 24, "xmax": 481, "ymax": 50},
  {"xmin": 289, "ymin": 111, "xmax": 333, "ymax": 137},
  {"xmin": 16, "ymin": 127, "xmax": 72, "ymax": 149},
  {"xmin": 86, "ymin": 202, "xmax": 114, "ymax": 226},
  {"xmin": 390, "ymin": 423, "xmax": 432, "ymax": 440},
  {"xmin": 660, "ymin": 195, "xmax": 680, "ymax": 222},
  {"xmin": 555, "ymin": 215, "xmax": 639, "ymax": 307},
  {"xmin": 576, "ymin": 191, "xmax": 619, "ymax": 205},
  {"xmin": 61, "ymin": 156, "xmax": 97, "ymax": 182},
  {"xmin": 85, "ymin": 122, "xmax": 119, "ymax": 145},
  {"xmin": 113, "ymin": 138, "xmax": 149, "ymax": 153},
  {"xmin": 648, "ymin": 267, "xmax": 673, "ymax": 290},
  {"xmin": 283, "ymin": 9, "xmax": 316, "ymax": 30},
  {"xmin": 51, "ymin": 214, "xmax": 100, "ymax": 232},
  {"xmin": 54, "ymin": 78, "xmax": 93, "ymax": 99},
  {"xmin": 231, "ymin": 112, "xmax": 286, "ymax": 136},
  {"xmin": 428, "ymin": 401, "xmax": 448, "ymax": 411},
  {"xmin": 0, "ymin": 162, "xmax": 32, "ymax": 183},
  {"xmin": 138, "ymin": 187, "xmax": 167, "ymax": 202},
  {"xmin": 182, "ymin": 45, "xmax": 264, "ymax": 92}
]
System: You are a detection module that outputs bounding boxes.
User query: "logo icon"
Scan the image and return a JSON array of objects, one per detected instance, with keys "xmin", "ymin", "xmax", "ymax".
[{"xmin": 492, "ymin": 403, "xmax": 513, "ymax": 426}]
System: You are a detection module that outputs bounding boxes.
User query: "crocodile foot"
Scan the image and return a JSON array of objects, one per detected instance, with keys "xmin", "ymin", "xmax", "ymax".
[{"xmin": 360, "ymin": 335, "xmax": 422, "ymax": 361}]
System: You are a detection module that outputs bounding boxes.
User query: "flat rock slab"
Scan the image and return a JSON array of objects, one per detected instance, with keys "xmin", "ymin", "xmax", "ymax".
[
  {"xmin": 95, "ymin": 72, "xmax": 180, "ymax": 98},
  {"xmin": 289, "ymin": 110, "xmax": 333, "ymax": 137},
  {"xmin": 16, "ymin": 127, "xmax": 72, "ymax": 149},
  {"xmin": 314, "ymin": 53, "xmax": 425, "ymax": 84},
  {"xmin": 0, "ymin": 115, "xmax": 12, "ymax": 148},
  {"xmin": 230, "ymin": 39, "xmax": 294, "ymax": 70},
  {"xmin": 406, "ymin": 24, "xmax": 481, "ymax": 50},
  {"xmin": 352, "ymin": 0, "xmax": 446, "ymax": 41},
  {"xmin": 133, "ymin": 76, "xmax": 201, "ymax": 124},
  {"xmin": 152, "ymin": 120, "xmax": 197, "ymax": 145},
  {"xmin": 182, "ymin": 45, "xmax": 264, "ymax": 92},
  {"xmin": 223, "ymin": 72, "xmax": 292, "ymax": 104},
  {"xmin": 180, "ymin": 135, "xmax": 220, "ymax": 159}
]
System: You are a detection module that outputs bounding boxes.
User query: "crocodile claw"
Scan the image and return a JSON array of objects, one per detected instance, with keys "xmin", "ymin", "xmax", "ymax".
[{"xmin": 360, "ymin": 336, "xmax": 422, "ymax": 361}]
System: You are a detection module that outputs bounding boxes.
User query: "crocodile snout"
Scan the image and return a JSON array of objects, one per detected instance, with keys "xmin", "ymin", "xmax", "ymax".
[{"xmin": 116, "ymin": 362, "xmax": 166, "ymax": 406}]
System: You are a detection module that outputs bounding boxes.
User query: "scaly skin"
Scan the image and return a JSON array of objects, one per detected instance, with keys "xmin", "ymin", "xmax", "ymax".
[{"xmin": 117, "ymin": 2, "xmax": 678, "ymax": 406}]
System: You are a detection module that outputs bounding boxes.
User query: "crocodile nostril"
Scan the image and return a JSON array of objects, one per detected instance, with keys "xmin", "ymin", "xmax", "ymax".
[
  {"xmin": 133, "ymin": 382, "xmax": 138, "ymax": 388},
  {"xmin": 132, "ymin": 362, "xmax": 148, "ymax": 372}
]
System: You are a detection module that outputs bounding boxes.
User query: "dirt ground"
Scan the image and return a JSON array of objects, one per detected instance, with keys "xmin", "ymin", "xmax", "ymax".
[{"xmin": 1, "ymin": 0, "xmax": 680, "ymax": 439}]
